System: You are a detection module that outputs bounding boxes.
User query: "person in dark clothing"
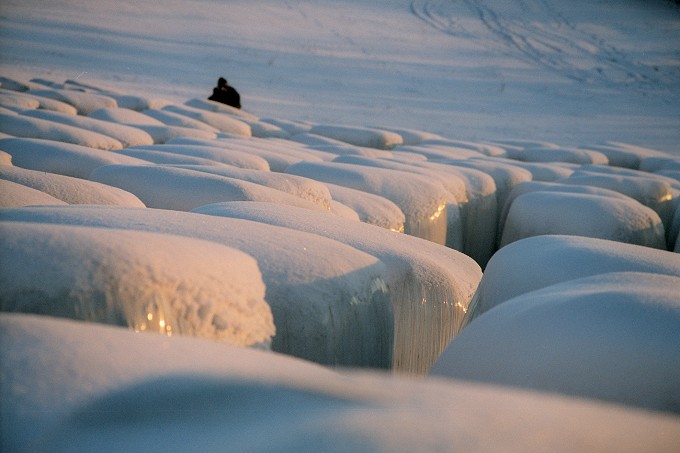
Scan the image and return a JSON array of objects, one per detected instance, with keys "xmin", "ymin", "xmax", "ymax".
[{"xmin": 208, "ymin": 77, "xmax": 241, "ymax": 109}]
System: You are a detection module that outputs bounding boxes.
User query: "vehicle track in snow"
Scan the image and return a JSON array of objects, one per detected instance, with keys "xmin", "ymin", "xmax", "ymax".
[{"xmin": 411, "ymin": 0, "xmax": 670, "ymax": 90}]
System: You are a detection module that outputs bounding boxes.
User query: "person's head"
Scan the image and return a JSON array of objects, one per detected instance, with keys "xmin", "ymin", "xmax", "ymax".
[{"xmin": 218, "ymin": 77, "xmax": 227, "ymax": 87}]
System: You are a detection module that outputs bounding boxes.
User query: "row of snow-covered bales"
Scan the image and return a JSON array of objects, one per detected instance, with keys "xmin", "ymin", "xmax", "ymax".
[{"xmin": 1, "ymin": 76, "xmax": 679, "ymax": 415}]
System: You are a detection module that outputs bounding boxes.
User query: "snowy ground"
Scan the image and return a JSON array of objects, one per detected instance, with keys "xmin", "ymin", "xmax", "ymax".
[
  {"xmin": 1, "ymin": 0, "xmax": 679, "ymax": 151},
  {"xmin": 2, "ymin": 0, "xmax": 680, "ymax": 451}
]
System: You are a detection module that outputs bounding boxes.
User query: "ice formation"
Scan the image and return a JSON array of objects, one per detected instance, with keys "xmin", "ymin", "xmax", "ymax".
[{"xmin": 0, "ymin": 222, "xmax": 275, "ymax": 347}]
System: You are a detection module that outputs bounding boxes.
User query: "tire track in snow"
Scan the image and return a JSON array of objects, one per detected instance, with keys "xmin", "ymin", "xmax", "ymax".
[{"xmin": 411, "ymin": 0, "xmax": 668, "ymax": 89}]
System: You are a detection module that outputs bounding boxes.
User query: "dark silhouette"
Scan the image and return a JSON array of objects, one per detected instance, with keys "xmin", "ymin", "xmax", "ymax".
[{"xmin": 208, "ymin": 77, "xmax": 241, "ymax": 109}]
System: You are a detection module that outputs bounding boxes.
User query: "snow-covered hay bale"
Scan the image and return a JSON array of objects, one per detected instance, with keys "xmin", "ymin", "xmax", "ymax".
[
  {"xmin": 499, "ymin": 181, "xmax": 633, "ymax": 239},
  {"xmin": 192, "ymin": 201, "xmax": 481, "ymax": 374},
  {"xmin": 0, "ymin": 113, "xmax": 123, "ymax": 150},
  {"xmin": 89, "ymin": 165, "xmax": 327, "ymax": 212},
  {"xmin": 0, "ymin": 89, "xmax": 40, "ymax": 111},
  {"xmin": 126, "ymin": 144, "xmax": 270, "ymax": 171},
  {"xmin": 396, "ymin": 144, "xmax": 485, "ymax": 160},
  {"xmin": 112, "ymin": 148, "xmax": 231, "ymax": 166},
  {"xmin": 325, "ymin": 183, "xmax": 405, "ymax": 232},
  {"xmin": 22, "ymin": 109, "xmax": 154, "ymax": 147},
  {"xmin": 431, "ymin": 271, "xmax": 680, "ymax": 414},
  {"xmin": 0, "ymin": 166, "xmax": 145, "ymax": 207},
  {"xmin": 184, "ymin": 98, "xmax": 260, "ymax": 121},
  {"xmin": 4, "ymin": 313, "xmax": 678, "ymax": 453},
  {"xmin": 166, "ymin": 137, "xmax": 319, "ymax": 172},
  {"xmin": 510, "ymin": 146, "xmax": 608, "ymax": 165},
  {"xmin": 259, "ymin": 117, "xmax": 313, "ymax": 135},
  {"xmin": 501, "ymin": 191, "xmax": 666, "ymax": 249},
  {"xmin": 141, "ymin": 108, "xmax": 219, "ymax": 132},
  {"xmin": 465, "ymin": 235, "xmax": 680, "ymax": 324},
  {"xmin": 559, "ymin": 171, "xmax": 677, "ymax": 234},
  {"xmin": 88, "ymin": 107, "xmax": 165, "ymax": 125},
  {"xmin": 582, "ymin": 142, "xmax": 668, "ymax": 169},
  {"xmin": 309, "ymin": 124, "xmax": 403, "ymax": 150},
  {"xmin": 26, "ymin": 88, "xmax": 117, "ymax": 115},
  {"xmin": 0, "ymin": 137, "xmax": 149, "ymax": 178},
  {"xmin": 171, "ymin": 165, "xmax": 333, "ymax": 210},
  {"xmin": 0, "ymin": 179, "xmax": 67, "ymax": 208},
  {"xmin": 0, "ymin": 205, "xmax": 393, "ymax": 369},
  {"xmin": 162, "ymin": 104, "xmax": 251, "ymax": 136},
  {"xmin": 0, "ymin": 222, "xmax": 275, "ymax": 347},
  {"xmin": 286, "ymin": 161, "xmax": 449, "ymax": 245}
]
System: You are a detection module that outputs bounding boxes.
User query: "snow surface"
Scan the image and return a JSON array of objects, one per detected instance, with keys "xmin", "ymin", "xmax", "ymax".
[
  {"xmin": 5, "ymin": 313, "xmax": 679, "ymax": 453},
  {"xmin": 2, "ymin": 0, "xmax": 680, "ymax": 450}
]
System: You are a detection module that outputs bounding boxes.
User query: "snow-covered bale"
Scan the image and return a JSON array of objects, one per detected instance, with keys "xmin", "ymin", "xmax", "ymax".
[
  {"xmin": 192, "ymin": 201, "xmax": 481, "ymax": 375},
  {"xmin": 259, "ymin": 117, "xmax": 313, "ymax": 135},
  {"xmin": 22, "ymin": 109, "xmax": 154, "ymax": 147},
  {"xmin": 88, "ymin": 107, "xmax": 218, "ymax": 143},
  {"xmin": 373, "ymin": 126, "xmax": 444, "ymax": 145},
  {"xmin": 465, "ymin": 235, "xmax": 680, "ymax": 325},
  {"xmin": 432, "ymin": 271, "xmax": 680, "ymax": 414},
  {"xmin": 324, "ymin": 183, "xmax": 405, "ymax": 232},
  {"xmin": 582, "ymin": 142, "xmax": 668, "ymax": 169},
  {"xmin": 421, "ymin": 139, "xmax": 507, "ymax": 157},
  {"xmin": 0, "ymin": 137, "xmax": 149, "ymax": 178},
  {"xmin": 291, "ymin": 133, "xmax": 394, "ymax": 159},
  {"xmin": 166, "ymin": 137, "xmax": 320, "ymax": 172},
  {"xmin": 0, "ymin": 205, "xmax": 393, "ymax": 368},
  {"xmin": 170, "ymin": 165, "xmax": 333, "ymax": 210},
  {"xmin": 498, "ymin": 181, "xmax": 634, "ymax": 239},
  {"xmin": 0, "ymin": 88, "xmax": 78, "ymax": 114},
  {"xmin": 0, "ymin": 166, "xmax": 145, "ymax": 207},
  {"xmin": 0, "ymin": 179, "xmax": 67, "ymax": 207},
  {"xmin": 309, "ymin": 124, "xmax": 403, "ymax": 150},
  {"xmin": 0, "ymin": 113, "xmax": 123, "ymax": 150},
  {"xmin": 333, "ymin": 155, "xmax": 465, "ymax": 251},
  {"xmin": 112, "ymin": 148, "xmax": 231, "ymax": 166},
  {"xmin": 506, "ymin": 146, "xmax": 608, "ymax": 165},
  {"xmin": 162, "ymin": 104, "xmax": 252, "ymax": 136},
  {"xmin": 141, "ymin": 108, "xmax": 219, "ymax": 132},
  {"xmin": 0, "ymin": 89, "xmax": 40, "ymax": 111},
  {"xmin": 26, "ymin": 88, "xmax": 117, "ymax": 115},
  {"xmin": 396, "ymin": 144, "xmax": 485, "ymax": 160},
  {"xmin": 286, "ymin": 161, "xmax": 449, "ymax": 245},
  {"xmin": 89, "ymin": 165, "xmax": 327, "ymax": 212},
  {"xmin": 483, "ymin": 156, "xmax": 575, "ymax": 182},
  {"xmin": 559, "ymin": 171, "xmax": 677, "ymax": 233},
  {"xmin": 89, "ymin": 107, "xmax": 165, "ymax": 125},
  {"xmin": 640, "ymin": 155, "xmax": 680, "ymax": 173},
  {"xmin": 125, "ymin": 144, "xmax": 270, "ymax": 171},
  {"xmin": 184, "ymin": 98, "xmax": 260, "ymax": 121},
  {"xmin": 501, "ymin": 191, "xmax": 666, "ymax": 249},
  {"xmin": 4, "ymin": 314, "xmax": 679, "ymax": 453},
  {"xmin": 0, "ymin": 222, "xmax": 275, "ymax": 347}
]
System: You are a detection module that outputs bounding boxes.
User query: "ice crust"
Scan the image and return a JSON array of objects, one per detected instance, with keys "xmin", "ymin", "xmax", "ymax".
[{"xmin": 0, "ymin": 222, "xmax": 275, "ymax": 346}]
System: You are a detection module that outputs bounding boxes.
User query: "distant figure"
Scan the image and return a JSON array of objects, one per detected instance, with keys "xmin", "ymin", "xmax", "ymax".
[{"xmin": 208, "ymin": 77, "xmax": 241, "ymax": 109}]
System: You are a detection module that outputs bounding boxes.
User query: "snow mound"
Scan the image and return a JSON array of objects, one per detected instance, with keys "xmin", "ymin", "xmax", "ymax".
[
  {"xmin": 0, "ymin": 179, "xmax": 67, "ymax": 208},
  {"xmin": 22, "ymin": 109, "xmax": 155, "ymax": 147},
  {"xmin": 125, "ymin": 144, "xmax": 270, "ymax": 170},
  {"xmin": 431, "ymin": 271, "xmax": 680, "ymax": 414},
  {"xmin": 26, "ymin": 88, "xmax": 117, "ymax": 115},
  {"xmin": 465, "ymin": 235, "xmax": 680, "ymax": 324},
  {"xmin": 324, "ymin": 183, "xmax": 405, "ymax": 232},
  {"xmin": 0, "ymin": 166, "xmax": 145, "ymax": 207},
  {"xmin": 4, "ymin": 313, "xmax": 678, "ymax": 453},
  {"xmin": 172, "ymin": 164, "xmax": 333, "ymax": 210},
  {"xmin": 309, "ymin": 124, "xmax": 403, "ymax": 150},
  {"xmin": 0, "ymin": 206, "xmax": 393, "ymax": 369},
  {"xmin": 501, "ymin": 191, "xmax": 666, "ymax": 249},
  {"xmin": 141, "ymin": 108, "xmax": 219, "ymax": 132},
  {"xmin": 191, "ymin": 201, "xmax": 481, "ymax": 374},
  {"xmin": 0, "ymin": 112, "xmax": 123, "ymax": 150},
  {"xmin": 163, "ymin": 104, "xmax": 252, "ymax": 136},
  {"xmin": 0, "ymin": 222, "xmax": 275, "ymax": 346},
  {"xmin": 0, "ymin": 137, "xmax": 149, "ymax": 178},
  {"xmin": 287, "ymin": 161, "xmax": 449, "ymax": 245},
  {"xmin": 89, "ymin": 165, "xmax": 328, "ymax": 212}
]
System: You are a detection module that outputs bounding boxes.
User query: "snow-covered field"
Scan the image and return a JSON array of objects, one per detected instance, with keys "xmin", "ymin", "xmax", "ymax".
[{"xmin": 1, "ymin": 0, "xmax": 680, "ymax": 451}]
